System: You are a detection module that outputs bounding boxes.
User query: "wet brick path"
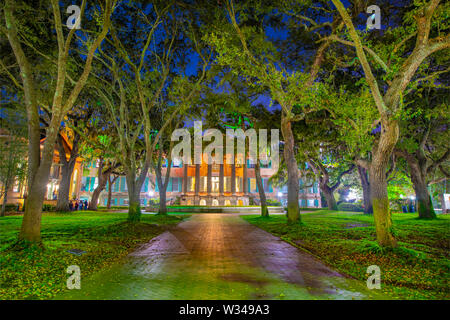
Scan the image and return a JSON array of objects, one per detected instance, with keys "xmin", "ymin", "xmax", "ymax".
[{"xmin": 58, "ymin": 214, "xmax": 385, "ymax": 300}]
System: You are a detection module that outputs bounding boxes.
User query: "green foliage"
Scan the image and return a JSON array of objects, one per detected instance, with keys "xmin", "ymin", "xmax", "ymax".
[
  {"xmin": 243, "ymin": 211, "xmax": 450, "ymax": 299},
  {"xmin": 0, "ymin": 211, "xmax": 187, "ymax": 299},
  {"xmin": 337, "ymin": 202, "xmax": 364, "ymax": 212}
]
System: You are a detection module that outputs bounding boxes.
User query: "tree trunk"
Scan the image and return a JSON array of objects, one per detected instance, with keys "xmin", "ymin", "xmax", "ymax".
[
  {"xmin": 281, "ymin": 117, "xmax": 300, "ymax": 223},
  {"xmin": 439, "ymin": 194, "xmax": 446, "ymax": 213},
  {"xmin": 55, "ymin": 133, "xmax": 79, "ymax": 212},
  {"xmin": 19, "ymin": 160, "xmax": 54, "ymax": 242},
  {"xmin": 19, "ymin": 119, "xmax": 59, "ymax": 242},
  {"xmin": 159, "ymin": 187, "xmax": 167, "ymax": 215},
  {"xmin": 128, "ymin": 190, "xmax": 141, "ymax": 222},
  {"xmin": 357, "ymin": 165, "xmax": 373, "ymax": 214},
  {"xmin": 321, "ymin": 183, "xmax": 337, "ymax": 210},
  {"xmin": 88, "ymin": 159, "xmax": 110, "ymax": 211},
  {"xmin": 107, "ymin": 175, "xmax": 118, "ymax": 209},
  {"xmin": 55, "ymin": 165, "xmax": 73, "ymax": 211},
  {"xmin": 126, "ymin": 175, "xmax": 141, "ymax": 222},
  {"xmin": 255, "ymin": 162, "xmax": 269, "ymax": 217},
  {"xmin": 1, "ymin": 187, "xmax": 8, "ymax": 217},
  {"xmin": 369, "ymin": 120, "xmax": 398, "ymax": 247},
  {"xmin": 125, "ymin": 168, "xmax": 147, "ymax": 222},
  {"xmin": 156, "ymin": 166, "xmax": 169, "ymax": 215},
  {"xmin": 410, "ymin": 167, "xmax": 436, "ymax": 219}
]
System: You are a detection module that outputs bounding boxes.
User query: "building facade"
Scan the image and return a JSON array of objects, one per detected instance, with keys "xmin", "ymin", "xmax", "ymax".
[
  {"xmin": 80, "ymin": 156, "xmax": 322, "ymax": 208},
  {"xmin": 2, "ymin": 131, "xmax": 83, "ymax": 208}
]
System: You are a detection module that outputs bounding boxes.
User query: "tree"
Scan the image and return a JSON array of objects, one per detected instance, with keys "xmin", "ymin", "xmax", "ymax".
[
  {"xmin": 330, "ymin": 0, "xmax": 449, "ymax": 246},
  {"xmin": 395, "ymin": 87, "xmax": 449, "ymax": 218},
  {"xmin": 0, "ymin": 111, "xmax": 27, "ymax": 216},
  {"xmin": 2, "ymin": 0, "xmax": 114, "ymax": 243}
]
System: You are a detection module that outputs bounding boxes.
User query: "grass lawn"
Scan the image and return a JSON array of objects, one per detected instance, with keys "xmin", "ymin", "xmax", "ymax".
[
  {"xmin": 0, "ymin": 211, "xmax": 188, "ymax": 300},
  {"xmin": 242, "ymin": 210, "xmax": 450, "ymax": 300}
]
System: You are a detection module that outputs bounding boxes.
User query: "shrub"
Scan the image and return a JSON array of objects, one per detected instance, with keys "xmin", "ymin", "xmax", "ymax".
[
  {"xmin": 3, "ymin": 204, "xmax": 20, "ymax": 212},
  {"xmin": 42, "ymin": 204, "xmax": 55, "ymax": 212},
  {"xmin": 337, "ymin": 202, "xmax": 364, "ymax": 212},
  {"xmin": 266, "ymin": 199, "xmax": 282, "ymax": 206}
]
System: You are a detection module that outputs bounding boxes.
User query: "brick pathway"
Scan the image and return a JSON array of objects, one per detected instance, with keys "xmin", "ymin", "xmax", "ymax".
[{"xmin": 59, "ymin": 214, "xmax": 385, "ymax": 300}]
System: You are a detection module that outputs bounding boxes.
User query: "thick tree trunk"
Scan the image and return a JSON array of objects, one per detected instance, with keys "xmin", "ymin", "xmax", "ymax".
[
  {"xmin": 19, "ymin": 119, "xmax": 59, "ymax": 242},
  {"xmin": 281, "ymin": 117, "xmax": 300, "ymax": 223},
  {"xmin": 88, "ymin": 180, "xmax": 104, "ymax": 211},
  {"xmin": 55, "ymin": 134, "xmax": 79, "ymax": 212},
  {"xmin": 255, "ymin": 162, "xmax": 269, "ymax": 217},
  {"xmin": 20, "ymin": 158, "xmax": 54, "ymax": 242},
  {"xmin": 321, "ymin": 183, "xmax": 337, "ymax": 210},
  {"xmin": 56, "ymin": 166, "xmax": 73, "ymax": 211},
  {"xmin": 159, "ymin": 188, "xmax": 167, "ymax": 214},
  {"xmin": 128, "ymin": 190, "xmax": 141, "ymax": 222},
  {"xmin": 358, "ymin": 165, "xmax": 373, "ymax": 214},
  {"xmin": 125, "ymin": 167, "xmax": 147, "ymax": 222},
  {"xmin": 410, "ymin": 168, "xmax": 436, "ymax": 219},
  {"xmin": 369, "ymin": 120, "xmax": 398, "ymax": 247}
]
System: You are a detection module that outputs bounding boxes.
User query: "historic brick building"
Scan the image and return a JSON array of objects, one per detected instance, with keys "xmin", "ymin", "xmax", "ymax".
[{"xmin": 80, "ymin": 155, "xmax": 322, "ymax": 208}]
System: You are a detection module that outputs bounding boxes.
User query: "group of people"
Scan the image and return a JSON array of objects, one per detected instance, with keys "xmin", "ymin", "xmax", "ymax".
[{"xmin": 69, "ymin": 199, "xmax": 89, "ymax": 211}]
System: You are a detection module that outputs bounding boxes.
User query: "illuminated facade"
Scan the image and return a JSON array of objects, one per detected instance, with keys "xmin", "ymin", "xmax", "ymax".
[{"xmin": 80, "ymin": 155, "xmax": 322, "ymax": 208}]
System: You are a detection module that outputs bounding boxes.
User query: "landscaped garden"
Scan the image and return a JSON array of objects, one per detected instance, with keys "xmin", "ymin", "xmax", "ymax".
[
  {"xmin": 242, "ymin": 210, "xmax": 450, "ymax": 300},
  {"xmin": 0, "ymin": 211, "xmax": 187, "ymax": 300}
]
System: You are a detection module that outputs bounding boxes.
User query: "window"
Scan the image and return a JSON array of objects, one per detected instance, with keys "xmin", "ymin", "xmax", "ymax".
[
  {"xmin": 235, "ymin": 177, "xmax": 242, "ymax": 192},
  {"xmin": 171, "ymin": 178, "xmax": 180, "ymax": 192},
  {"xmin": 224, "ymin": 177, "xmax": 231, "ymax": 192},
  {"xmin": 188, "ymin": 176, "xmax": 195, "ymax": 192},
  {"xmin": 200, "ymin": 176, "xmax": 207, "ymax": 192},
  {"xmin": 212, "ymin": 177, "xmax": 219, "ymax": 193},
  {"xmin": 173, "ymin": 158, "xmax": 182, "ymax": 167},
  {"xmin": 71, "ymin": 170, "xmax": 78, "ymax": 197},
  {"xmin": 260, "ymin": 160, "xmax": 271, "ymax": 169},
  {"xmin": 249, "ymin": 178, "xmax": 256, "ymax": 193},
  {"xmin": 120, "ymin": 177, "xmax": 127, "ymax": 192}
]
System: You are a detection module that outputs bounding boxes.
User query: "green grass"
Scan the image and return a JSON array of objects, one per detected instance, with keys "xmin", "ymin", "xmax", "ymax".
[
  {"xmin": 0, "ymin": 211, "xmax": 188, "ymax": 300},
  {"xmin": 241, "ymin": 210, "xmax": 450, "ymax": 300}
]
